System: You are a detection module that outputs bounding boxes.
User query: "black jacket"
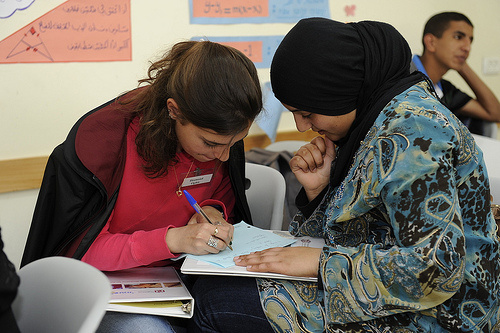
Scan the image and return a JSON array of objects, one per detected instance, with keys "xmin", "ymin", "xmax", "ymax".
[
  {"xmin": 21, "ymin": 91, "xmax": 252, "ymax": 267},
  {"xmin": 0, "ymin": 228, "xmax": 20, "ymax": 332}
]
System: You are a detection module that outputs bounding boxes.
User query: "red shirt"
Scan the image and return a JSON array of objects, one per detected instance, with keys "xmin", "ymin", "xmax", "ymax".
[{"xmin": 82, "ymin": 117, "xmax": 235, "ymax": 271}]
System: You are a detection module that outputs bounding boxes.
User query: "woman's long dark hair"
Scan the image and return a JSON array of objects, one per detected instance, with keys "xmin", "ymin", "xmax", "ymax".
[{"xmin": 125, "ymin": 41, "xmax": 262, "ymax": 178}]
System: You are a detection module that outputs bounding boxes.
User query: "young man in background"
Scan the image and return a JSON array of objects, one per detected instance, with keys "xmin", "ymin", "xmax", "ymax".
[{"xmin": 412, "ymin": 11, "xmax": 500, "ymax": 135}]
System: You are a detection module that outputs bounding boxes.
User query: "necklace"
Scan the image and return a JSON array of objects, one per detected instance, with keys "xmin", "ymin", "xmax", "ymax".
[{"xmin": 173, "ymin": 159, "xmax": 195, "ymax": 197}]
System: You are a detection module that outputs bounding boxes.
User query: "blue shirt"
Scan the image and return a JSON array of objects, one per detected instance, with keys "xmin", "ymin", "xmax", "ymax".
[{"xmin": 412, "ymin": 54, "xmax": 443, "ymax": 95}]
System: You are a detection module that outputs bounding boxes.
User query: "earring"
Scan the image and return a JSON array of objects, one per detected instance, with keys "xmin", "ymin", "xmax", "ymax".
[{"xmin": 168, "ymin": 109, "xmax": 173, "ymax": 118}]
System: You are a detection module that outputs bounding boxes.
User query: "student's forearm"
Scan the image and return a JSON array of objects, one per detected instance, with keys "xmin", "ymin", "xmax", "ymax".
[
  {"xmin": 82, "ymin": 226, "xmax": 173, "ymax": 271},
  {"xmin": 459, "ymin": 63, "xmax": 500, "ymax": 121}
]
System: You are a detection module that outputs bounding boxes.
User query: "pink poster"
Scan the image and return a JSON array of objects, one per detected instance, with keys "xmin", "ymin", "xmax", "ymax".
[
  {"xmin": 219, "ymin": 41, "xmax": 263, "ymax": 63},
  {"xmin": 0, "ymin": 0, "xmax": 131, "ymax": 63},
  {"xmin": 191, "ymin": 0, "xmax": 268, "ymax": 18}
]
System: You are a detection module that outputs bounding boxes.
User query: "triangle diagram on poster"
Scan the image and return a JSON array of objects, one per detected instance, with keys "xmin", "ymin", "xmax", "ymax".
[
  {"xmin": 0, "ymin": 0, "xmax": 131, "ymax": 63},
  {"xmin": 7, "ymin": 26, "xmax": 54, "ymax": 61}
]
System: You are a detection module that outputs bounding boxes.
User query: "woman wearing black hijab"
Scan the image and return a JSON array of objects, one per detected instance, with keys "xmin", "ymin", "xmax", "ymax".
[{"xmin": 189, "ymin": 18, "xmax": 499, "ymax": 332}]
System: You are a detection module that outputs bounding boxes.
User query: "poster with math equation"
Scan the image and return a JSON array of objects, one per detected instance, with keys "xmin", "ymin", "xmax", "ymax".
[
  {"xmin": 191, "ymin": 35, "xmax": 283, "ymax": 68},
  {"xmin": 0, "ymin": 0, "xmax": 131, "ymax": 63},
  {"xmin": 189, "ymin": 0, "xmax": 330, "ymax": 24}
]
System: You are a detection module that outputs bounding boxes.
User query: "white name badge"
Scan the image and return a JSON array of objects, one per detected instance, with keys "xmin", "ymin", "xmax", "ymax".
[{"xmin": 182, "ymin": 174, "xmax": 213, "ymax": 187}]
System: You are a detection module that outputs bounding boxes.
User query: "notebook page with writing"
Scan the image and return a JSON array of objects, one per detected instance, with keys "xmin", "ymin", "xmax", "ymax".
[
  {"xmin": 184, "ymin": 221, "xmax": 297, "ymax": 268},
  {"xmin": 181, "ymin": 229, "xmax": 325, "ymax": 282}
]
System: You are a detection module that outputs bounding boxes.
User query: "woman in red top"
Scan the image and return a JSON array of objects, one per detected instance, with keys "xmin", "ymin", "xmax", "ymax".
[
  {"xmin": 81, "ymin": 40, "xmax": 262, "ymax": 271},
  {"xmin": 24, "ymin": 40, "xmax": 262, "ymax": 333}
]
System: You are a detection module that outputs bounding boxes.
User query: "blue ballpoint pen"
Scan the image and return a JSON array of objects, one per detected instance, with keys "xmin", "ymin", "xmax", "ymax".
[{"xmin": 183, "ymin": 190, "xmax": 233, "ymax": 250}]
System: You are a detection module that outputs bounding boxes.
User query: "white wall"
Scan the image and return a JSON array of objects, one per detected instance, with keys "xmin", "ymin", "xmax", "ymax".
[{"xmin": 1, "ymin": 0, "xmax": 500, "ymax": 269}]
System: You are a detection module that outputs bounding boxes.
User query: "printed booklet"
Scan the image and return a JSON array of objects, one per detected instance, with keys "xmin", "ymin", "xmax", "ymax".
[{"xmin": 104, "ymin": 266, "xmax": 194, "ymax": 318}]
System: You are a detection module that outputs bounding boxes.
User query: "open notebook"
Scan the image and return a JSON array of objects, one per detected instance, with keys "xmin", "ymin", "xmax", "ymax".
[{"xmin": 181, "ymin": 226, "xmax": 325, "ymax": 282}]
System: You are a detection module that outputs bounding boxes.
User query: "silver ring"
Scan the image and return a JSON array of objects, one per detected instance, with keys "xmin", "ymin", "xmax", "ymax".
[
  {"xmin": 207, "ymin": 236, "xmax": 219, "ymax": 249},
  {"xmin": 214, "ymin": 221, "xmax": 222, "ymax": 226},
  {"xmin": 213, "ymin": 228, "xmax": 219, "ymax": 236}
]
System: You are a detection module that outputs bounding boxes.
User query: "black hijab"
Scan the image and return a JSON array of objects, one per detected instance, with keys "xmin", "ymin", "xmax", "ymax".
[{"xmin": 271, "ymin": 18, "xmax": 425, "ymax": 188}]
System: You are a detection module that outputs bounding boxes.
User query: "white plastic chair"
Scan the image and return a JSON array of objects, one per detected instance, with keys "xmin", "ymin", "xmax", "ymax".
[
  {"xmin": 483, "ymin": 122, "xmax": 498, "ymax": 139},
  {"xmin": 472, "ymin": 134, "xmax": 500, "ymax": 203},
  {"xmin": 245, "ymin": 162, "xmax": 286, "ymax": 230},
  {"xmin": 12, "ymin": 256, "xmax": 111, "ymax": 333},
  {"xmin": 265, "ymin": 140, "xmax": 308, "ymax": 154}
]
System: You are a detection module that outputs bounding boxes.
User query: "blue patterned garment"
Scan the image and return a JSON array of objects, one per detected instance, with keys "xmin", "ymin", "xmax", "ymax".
[{"xmin": 257, "ymin": 82, "xmax": 500, "ymax": 332}]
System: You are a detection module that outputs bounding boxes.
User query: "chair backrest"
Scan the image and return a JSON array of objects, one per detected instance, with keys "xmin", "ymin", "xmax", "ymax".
[
  {"xmin": 490, "ymin": 176, "xmax": 500, "ymax": 206},
  {"xmin": 472, "ymin": 134, "xmax": 500, "ymax": 204},
  {"xmin": 483, "ymin": 122, "xmax": 498, "ymax": 139},
  {"xmin": 245, "ymin": 162, "xmax": 286, "ymax": 230},
  {"xmin": 12, "ymin": 256, "xmax": 111, "ymax": 333}
]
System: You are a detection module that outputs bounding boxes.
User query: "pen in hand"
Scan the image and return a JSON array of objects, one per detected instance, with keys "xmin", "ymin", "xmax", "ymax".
[{"xmin": 183, "ymin": 190, "xmax": 233, "ymax": 250}]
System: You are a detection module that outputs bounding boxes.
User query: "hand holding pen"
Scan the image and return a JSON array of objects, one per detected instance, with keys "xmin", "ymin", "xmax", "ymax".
[{"xmin": 183, "ymin": 190, "xmax": 233, "ymax": 251}]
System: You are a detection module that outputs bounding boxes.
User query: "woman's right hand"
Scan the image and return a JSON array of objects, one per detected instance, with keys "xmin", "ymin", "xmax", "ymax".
[
  {"xmin": 289, "ymin": 136, "xmax": 336, "ymax": 201},
  {"xmin": 165, "ymin": 220, "xmax": 233, "ymax": 255}
]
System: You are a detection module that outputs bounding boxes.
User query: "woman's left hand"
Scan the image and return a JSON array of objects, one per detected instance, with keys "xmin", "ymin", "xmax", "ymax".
[
  {"xmin": 234, "ymin": 247, "xmax": 322, "ymax": 278},
  {"xmin": 290, "ymin": 136, "xmax": 336, "ymax": 201}
]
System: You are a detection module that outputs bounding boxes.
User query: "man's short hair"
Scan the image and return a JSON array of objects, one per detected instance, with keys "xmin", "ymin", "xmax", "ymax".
[{"xmin": 422, "ymin": 12, "xmax": 473, "ymax": 50}]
